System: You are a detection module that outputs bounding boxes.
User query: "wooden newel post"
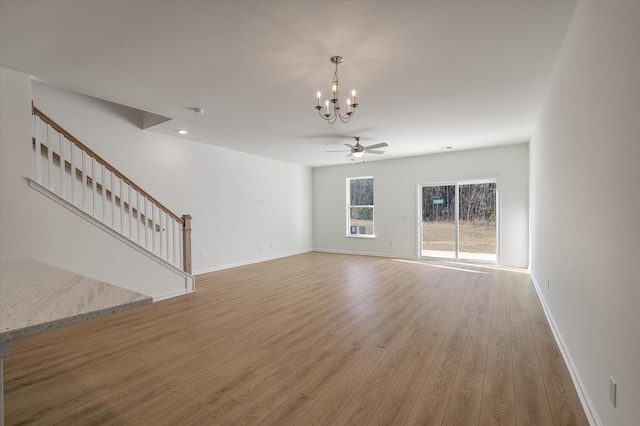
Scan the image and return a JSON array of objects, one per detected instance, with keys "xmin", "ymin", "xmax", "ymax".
[{"xmin": 182, "ymin": 214, "xmax": 192, "ymax": 275}]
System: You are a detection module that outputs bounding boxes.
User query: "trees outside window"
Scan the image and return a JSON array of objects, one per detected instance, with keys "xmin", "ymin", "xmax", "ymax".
[{"xmin": 347, "ymin": 177, "xmax": 374, "ymax": 236}]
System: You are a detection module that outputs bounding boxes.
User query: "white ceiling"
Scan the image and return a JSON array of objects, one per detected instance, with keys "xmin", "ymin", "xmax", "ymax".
[{"xmin": 0, "ymin": 0, "xmax": 577, "ymax": 168}]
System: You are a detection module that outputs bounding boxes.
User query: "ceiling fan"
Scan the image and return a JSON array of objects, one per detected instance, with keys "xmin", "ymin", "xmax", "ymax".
[{"xmin": 327, "ymin": 137, "xmax": 388, "ymax": 158}]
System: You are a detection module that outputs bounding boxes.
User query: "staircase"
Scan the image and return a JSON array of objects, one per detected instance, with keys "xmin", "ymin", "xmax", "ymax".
[{"xmin": 30, "ymin": 105, "xmax": 194, "ymax": 294}]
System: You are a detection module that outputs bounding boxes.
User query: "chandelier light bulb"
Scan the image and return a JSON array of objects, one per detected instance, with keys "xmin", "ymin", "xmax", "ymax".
[{"xmin": 314, "ymin": 56, "xmax": 359, "ymax": 124}]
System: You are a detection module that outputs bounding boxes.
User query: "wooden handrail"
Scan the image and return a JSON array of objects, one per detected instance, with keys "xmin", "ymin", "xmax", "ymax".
[
  {"xmin": 33, "ymin": 106, "xmax": 184, "ymax": 226},
  {"xmin": 33, "ymin": 105, "xmax": 193, "ymax": 275}
]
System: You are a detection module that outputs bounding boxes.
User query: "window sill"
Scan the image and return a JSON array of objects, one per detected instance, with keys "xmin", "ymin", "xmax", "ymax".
[{"xmin": 345, "ymin": 234, "xmax": 376, "ymax": 239}]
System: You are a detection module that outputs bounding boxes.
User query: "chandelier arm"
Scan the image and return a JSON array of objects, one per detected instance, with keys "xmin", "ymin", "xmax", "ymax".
[
  {"xmin": 317, "ymin": 100, "xmax": 351, "ymax": 124},
  {"xmin": 317, "ymin": 109, "xmax": 334, "ymax": 122},
  {"xmin": 338, "ymin": 114, "xmax": 352, "ymax": 124},
  {"xmin": 325, "ymin": 108, "xmax": 338, "ymax": 124}
]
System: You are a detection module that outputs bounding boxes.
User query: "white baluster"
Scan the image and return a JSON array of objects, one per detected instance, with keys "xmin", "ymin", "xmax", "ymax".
[
  {"xmin": 174, "ymin": 218, "xmax": 180, "ymax": 268},
  {"xmin": 58, "ymin": 134, "xmax": 66, "ymax": 201},
  {"xmin": 160, "ymin": 210, "xmax": 166, "ymax": 262},
  {"xmin": 178, "ymin": 220, "xmax": 184, "ymax": 270},
  {"xmin": 150, "ymin": 203, "xmax": 156, "ymax": 255},
  {"xmin": 167, "ymin": 216, "xmax": 173, "ymax": 265},
  {"xmin": 70, "ymin": 143, "xmax": 77, "ymax": 206},
  {"xmin": 91, "ymin": 158, "xmax": 98, "ymax": 218},
  {"xmin": 34, "ymin": 115, "xmax": 42, "ymax": 183},
  {"xmin": 138, "ymin": 193, "xmax": 145, "ymax": 248},
  {"xmin": 175, "ymin": 219, "xmax": 180, "ymax": 268},
  {"xmin": 143, "ymin": 199, "xmax": 147, "ymax": 248},
  {"xmin": 145, "ymin": 198, "xmax": 150, "ymax": 250},
  {"xmin": 82, "ymin": 151, "xmax": 88, "ymax": 213},
  {"xmin": 174, "ymin": 218, "xmax": 179, "ymax": 267},
  {"xmin": 154, "ymin": 205, "xmax": 158, "ymax": 255},
  {"xmin": 145, "ymin": 197, "xmax": 150, "ymax": 250},
  {"xmin": 120, "ymin": 180, "xmax": 126, "ymax": 237},
  {"xmin": 149, "ymin": 201, "xmax": 154, "ymax": 253},
  {"xmin": 111, "ymin": 172, "xmax": 117, "ymax": 231},
  {"xmin": 47, "ymin": 125, "xmax": 54, "ymax": 192},
  {"xmin": 101, "ymin": 165, "xmax": 107, "ymax": 223},
  {"xmin": 130, "ymin": 188, "xmax": 136, "ymax": 242}
]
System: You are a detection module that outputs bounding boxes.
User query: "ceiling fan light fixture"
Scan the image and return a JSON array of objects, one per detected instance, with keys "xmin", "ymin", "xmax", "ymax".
[
  {"xmin": 352, "ymin": 151, "xmax": 364, "ymax": 158},
  {"xmin": 315, "ymin": 56, "xmax": 358, "ymax": 124}
]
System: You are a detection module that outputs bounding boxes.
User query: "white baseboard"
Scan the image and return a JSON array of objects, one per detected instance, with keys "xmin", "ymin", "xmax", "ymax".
[
  {"xmin": 529, "ymin": 273, "xmax": 601, "ymax": 426},
  {"xmin": 313, "ymin": 248, "xmax": 416, "ymax": 260},
  {"xmin": 192, "ymin": 248, "xmax": 313, "ymax": 275},
  {"xmin": 153, "ymin": 288, "xmax": 188, "ymax": 302}
]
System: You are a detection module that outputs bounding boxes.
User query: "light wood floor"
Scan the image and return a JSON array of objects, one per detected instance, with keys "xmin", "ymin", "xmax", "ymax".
[{"xmin": 4, "ymin": 252, "xmax": 589, "ymax": 425}]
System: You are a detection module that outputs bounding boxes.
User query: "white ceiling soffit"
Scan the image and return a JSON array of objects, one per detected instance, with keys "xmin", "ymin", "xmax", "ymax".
[{"xmin": 0, "ymin": 0, "xmax": 577, "ymax": 167}]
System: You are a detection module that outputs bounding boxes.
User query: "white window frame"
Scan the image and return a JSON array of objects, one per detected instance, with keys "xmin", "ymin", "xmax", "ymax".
[{"xmin": 346, "ymin": 176, "xmax": 375, "ymax": 238}]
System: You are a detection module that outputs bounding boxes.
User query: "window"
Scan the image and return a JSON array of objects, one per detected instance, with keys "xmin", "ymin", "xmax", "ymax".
[{"xmin": 347, "ymin": 177, "xmax": 374, "ymax": 236}]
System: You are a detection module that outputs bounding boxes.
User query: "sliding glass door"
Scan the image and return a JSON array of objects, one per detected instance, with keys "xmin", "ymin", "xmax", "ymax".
[
  {"xmin": 420, "ymin": 181, "xmax": 497, "ymax": 262},
  {"xmin": 421, "ymin": 185, "xmax": 456, "ymax": 258}
]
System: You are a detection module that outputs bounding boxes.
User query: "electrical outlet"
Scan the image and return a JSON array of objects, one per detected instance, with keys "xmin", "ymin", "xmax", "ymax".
[
  {"xmin": 389, "ymin": 242, "xmax": 393, "ymax": 247},
  {"xmin": 201, "ymin": 252, "xmax": 206, "ymax": 260},
  {"xmin": 609, "ymin": 376, "xmax": 617, "ymax": 407}
]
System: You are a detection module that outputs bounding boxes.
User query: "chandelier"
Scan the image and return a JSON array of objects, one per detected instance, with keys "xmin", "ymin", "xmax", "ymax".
[{"xmin": 315, "ymin": 56, "xmax": 358, "ymax": 124}]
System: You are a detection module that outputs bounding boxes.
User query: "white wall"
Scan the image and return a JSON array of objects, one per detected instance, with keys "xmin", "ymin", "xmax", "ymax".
[
  {"xmin": 313, "ymin": 143, "xmax": 529, "ymax": 268},
  {"xmin": 530, "ymin": 1, "xmax": 640, "ymax": 425},
  {"xmin": 1, "ymin": 68, "xmax": 313, "ymax": 297},
  {"xmin": 29, "ymin": 81, "xmax": 313, "ymax": 275},
  {"xmin": 0, "ymin": 67, "xmax": 190, "ymax": 300}
]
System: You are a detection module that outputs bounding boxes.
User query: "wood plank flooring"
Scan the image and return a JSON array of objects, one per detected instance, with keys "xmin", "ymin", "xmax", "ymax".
[{"xmin": 3, "ymin": 252, "xmax": 589, "ymax": 425}]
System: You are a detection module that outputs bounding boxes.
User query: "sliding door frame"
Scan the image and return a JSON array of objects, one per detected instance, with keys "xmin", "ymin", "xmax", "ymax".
[{"xmin": 416, "ymin": 177, "xmax": 500, "ymax": 263}]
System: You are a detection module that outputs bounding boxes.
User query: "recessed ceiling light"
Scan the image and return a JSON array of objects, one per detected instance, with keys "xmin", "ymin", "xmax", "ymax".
[{"xmin": 178, "ymin": 129, "xmax": 188, "ymax": 135}]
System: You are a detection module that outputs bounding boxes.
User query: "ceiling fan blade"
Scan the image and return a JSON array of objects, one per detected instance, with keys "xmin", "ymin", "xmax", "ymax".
[
  {"xmin": 363, "ymin": 142, "xmax": 388, "ymax": 150},
  {"xmin": 366, "ymin": 150, "xmax": 385, "ymax": 154},
  {"xmin": 326, "ymin": 149, "xmax": 350, "ymax": 152},
  {"xmin": 344, "ymin": 143, "xmax": 355, "ymax": 149}
]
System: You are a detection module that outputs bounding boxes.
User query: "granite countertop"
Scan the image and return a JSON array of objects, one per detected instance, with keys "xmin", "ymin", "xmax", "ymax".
[{"xmin": 0, "ymin": 259, "xmax": 153, "ymax": 343}]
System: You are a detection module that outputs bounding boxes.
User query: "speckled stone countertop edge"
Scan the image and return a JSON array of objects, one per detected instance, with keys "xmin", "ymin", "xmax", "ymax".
[{"xmin": 0, "ymin": 296, "xmax": 152, "ymax": 343}]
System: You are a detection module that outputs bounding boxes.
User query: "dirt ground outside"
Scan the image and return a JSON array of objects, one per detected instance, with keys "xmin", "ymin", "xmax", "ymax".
[
  {"xmin": 422, "ymin": 221, "xmax": 496, "ymax": 254},
  {"xmin": 348, "ymin": 220, "xmax": 495, "ymax": 255}
]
